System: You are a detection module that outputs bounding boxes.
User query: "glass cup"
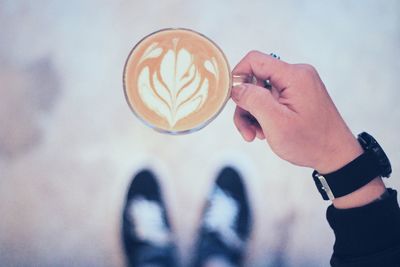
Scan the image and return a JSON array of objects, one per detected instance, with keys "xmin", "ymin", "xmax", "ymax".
[{"xmin": 123, "ymin": 28, "xmax": 260, "ymax": 135}]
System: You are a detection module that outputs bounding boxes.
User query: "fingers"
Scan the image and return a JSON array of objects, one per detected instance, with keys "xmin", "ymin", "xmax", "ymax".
[
  {"xmin": 234, "ymin": 106, "xmax": 256, "ymax": 142},
  {"xmin": 231, "ymin": 50, "xmax": 291, "ymax": 142},
  {"xmin": 231, "ymin": 83, "xmax": 281, "ymax": 123},
  {"xmin": 234, "ymin": 106, "xmax": 265, "ymax": 141},
  {"xmin": 256, "ymin": 128, "xmax": 265, "ymax": 140},
  {"xmin": 232, "ymin": 50, "xmax": 290, "ymax": 91}
]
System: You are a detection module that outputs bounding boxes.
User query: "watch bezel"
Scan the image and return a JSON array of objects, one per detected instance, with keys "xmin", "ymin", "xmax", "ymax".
[{"xmin": 357, "ymin": 132, "xmax": 392, "ymax": 178}]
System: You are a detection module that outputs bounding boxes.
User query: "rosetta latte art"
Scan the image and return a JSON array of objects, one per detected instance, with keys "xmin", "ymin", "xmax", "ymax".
[{"xmin": 137, "ymin": 38, "xmax": 219, "ymax": 127}]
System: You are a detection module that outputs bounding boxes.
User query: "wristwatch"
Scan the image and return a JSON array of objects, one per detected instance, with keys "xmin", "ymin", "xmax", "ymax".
[{"xmin": 313, "ymin": 132, "xmax": 392, "ymax": 200}]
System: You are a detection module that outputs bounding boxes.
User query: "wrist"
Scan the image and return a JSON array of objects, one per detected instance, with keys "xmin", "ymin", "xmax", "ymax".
[
  {"xmin": 315, "ymin": 134, "xmax": 364, "ymax": 174},
  {"xmin": 332, "ymin": 177, "xmax": 386, "ymax": 209},
  {"xmin": 312, "ymin": 131, "xmax": 391, "ymax": 207}
]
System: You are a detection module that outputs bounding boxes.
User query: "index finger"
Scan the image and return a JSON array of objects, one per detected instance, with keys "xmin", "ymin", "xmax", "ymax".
[{"xmin": 232, "ymin": 50, "xmax": 290, "ymax": 90}]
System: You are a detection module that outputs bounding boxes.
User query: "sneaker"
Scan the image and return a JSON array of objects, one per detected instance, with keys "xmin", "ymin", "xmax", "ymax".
[
  {"xmin": 191, "ymin": 166, "xmax": 252, "ymax": 267},
  {"xmin": 121, "ymin": 169, "xmax": 178, "ymax": 267}
]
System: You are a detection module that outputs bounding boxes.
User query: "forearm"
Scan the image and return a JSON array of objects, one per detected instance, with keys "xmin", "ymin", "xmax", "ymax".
[
  {"xmin": 328, "ymin": 188, "xmax": 400, "ymax": 266},
  {"xmin": 315, "ymin": 132, "xmax": 400, "ymax": 265}
]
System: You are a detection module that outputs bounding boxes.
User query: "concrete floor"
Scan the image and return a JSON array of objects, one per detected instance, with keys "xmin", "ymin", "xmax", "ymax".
[{"xmin": 1, "ymin": 0, "xmax": 399, "ymax": 266}]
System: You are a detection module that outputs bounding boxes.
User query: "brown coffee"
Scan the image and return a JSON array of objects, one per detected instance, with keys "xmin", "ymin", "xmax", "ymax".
[{"xmin": 124, "ymin": 28, "xmax": 231, "ymax": 133}]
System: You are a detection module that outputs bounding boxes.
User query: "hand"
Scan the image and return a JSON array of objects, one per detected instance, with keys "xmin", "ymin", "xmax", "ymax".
[
  {"xmin": 231, "ymin": 51, "xmax": 386, "ymax": 208},
  {"xmin": 231, "ymin": 51, "xmax": 363, "ymax": 173}
]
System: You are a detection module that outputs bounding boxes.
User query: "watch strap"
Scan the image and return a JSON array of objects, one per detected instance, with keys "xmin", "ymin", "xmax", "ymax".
[{"xmin": 313, "ymin": 150, "xmax": 381, "ymax": 200}]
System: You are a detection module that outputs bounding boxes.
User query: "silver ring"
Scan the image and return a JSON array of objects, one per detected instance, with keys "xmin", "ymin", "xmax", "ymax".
[
  {"xmin": 232, "ymin": 53, "xmax": 281, "ymax": 89},
  {"xmin": 269, "ymin": 53, "xmax": 280, "ymax": 60},
  {"xmin": 263, "ymin": 53, "xmax": 281, "ymax": 88}
]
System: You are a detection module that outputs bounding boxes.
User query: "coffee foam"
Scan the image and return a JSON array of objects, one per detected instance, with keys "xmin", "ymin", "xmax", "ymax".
[{"xmin": 124, "ymin": 29, "xmax": 230, "ymax": 133}]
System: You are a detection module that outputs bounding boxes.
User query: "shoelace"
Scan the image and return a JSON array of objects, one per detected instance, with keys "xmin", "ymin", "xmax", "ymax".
[
  {"xmin": 128, "ymin": 197, "xmax": 171, "ymax": 246},
  {"xmin": 203, "ymin": 187, "xmax": 244, "ymax": 249}
]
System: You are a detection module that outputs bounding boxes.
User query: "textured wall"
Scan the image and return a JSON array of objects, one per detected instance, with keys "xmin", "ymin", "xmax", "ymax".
[{"xmin": 1, "ymin": 0, "xmax": 399, "ymax": 266}]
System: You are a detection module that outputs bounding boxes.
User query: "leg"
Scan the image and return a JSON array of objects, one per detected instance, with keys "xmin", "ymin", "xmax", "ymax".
[
  {"xmin": 191, "ymin": 167, "xmax": 252, "ymax": 267},
  {"xmin": 121, "ymin": 170, "xmax": 179, "ymax": 267}
]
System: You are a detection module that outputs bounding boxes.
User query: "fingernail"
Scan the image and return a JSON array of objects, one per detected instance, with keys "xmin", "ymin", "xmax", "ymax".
[{"xmin": 231, "ymin": 85, "xmax": 246, "ymax": 101}]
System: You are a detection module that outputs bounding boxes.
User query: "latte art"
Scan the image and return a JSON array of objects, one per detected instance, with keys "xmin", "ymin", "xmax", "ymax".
[
  {"xmin": 124, "ymin": 29, "xmax": 231, "ymax": 133},
  {"xmin": 138, "ymin": 39, "xmax": 219, "ymax": 127}
]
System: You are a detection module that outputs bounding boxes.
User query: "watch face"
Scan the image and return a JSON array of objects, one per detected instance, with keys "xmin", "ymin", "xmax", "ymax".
[{"xmin": 358, "ymin": 132, "xmax": 392, "ymax": 178}]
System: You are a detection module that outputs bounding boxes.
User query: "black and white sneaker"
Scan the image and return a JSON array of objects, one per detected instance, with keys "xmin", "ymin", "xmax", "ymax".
[
  {"xmin": 122, "ymin": 170, "xmax": 178, "ymax": 267},
  {"xmin": 191, "ymin": 166, "xmax": 252, "ymax": 267}
]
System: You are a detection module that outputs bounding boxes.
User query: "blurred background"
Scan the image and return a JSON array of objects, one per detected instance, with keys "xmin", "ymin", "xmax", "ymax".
[{"xmin": 1, "ymin": 0, "xmax": 399, "ymax": 266}]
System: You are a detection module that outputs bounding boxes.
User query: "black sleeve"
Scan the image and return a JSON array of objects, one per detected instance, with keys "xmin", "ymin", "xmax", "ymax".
[{"xmin": 327, "ymin": 188, "xmax": 400, "ymax": 267}]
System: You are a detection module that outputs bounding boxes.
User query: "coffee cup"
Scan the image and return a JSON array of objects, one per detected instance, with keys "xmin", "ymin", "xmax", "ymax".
[{"xmin": 123, "ymin": 28, "xmax": 256, "ymax": 134}]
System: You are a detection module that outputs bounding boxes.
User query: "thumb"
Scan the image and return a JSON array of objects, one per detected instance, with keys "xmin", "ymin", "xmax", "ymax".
[{"xmin": 231, "ymin": 83, "xmax": 280, "ymax": 120}]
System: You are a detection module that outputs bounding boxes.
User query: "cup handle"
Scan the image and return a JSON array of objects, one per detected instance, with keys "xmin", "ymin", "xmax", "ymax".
[{"xmin": 232, "ymin": 74, "xmax": 272, "ymax": 89}]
